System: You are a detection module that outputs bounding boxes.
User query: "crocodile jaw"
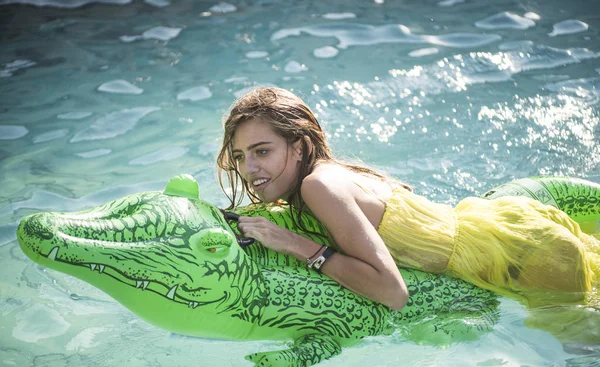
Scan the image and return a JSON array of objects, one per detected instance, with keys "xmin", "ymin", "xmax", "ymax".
[{"xmin": 16, "ymin": 193, "xmax": 265, "ymax": 319}]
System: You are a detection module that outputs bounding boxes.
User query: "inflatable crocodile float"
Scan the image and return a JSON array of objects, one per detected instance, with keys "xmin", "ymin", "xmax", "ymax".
[{"xmin": 16, "ymin": 175, "xmax": 600, "ymax": 366}]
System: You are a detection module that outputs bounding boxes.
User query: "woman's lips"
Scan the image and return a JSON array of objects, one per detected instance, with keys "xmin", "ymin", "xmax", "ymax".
[{"xmin": 253, "ymin": 179, "xmax": 270, "ymax": 190}]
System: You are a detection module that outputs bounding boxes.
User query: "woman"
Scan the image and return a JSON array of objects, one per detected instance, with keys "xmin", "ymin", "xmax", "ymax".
[{"xmin": 217, "ymin": 87, "xmax": 599, "ymax": 310}]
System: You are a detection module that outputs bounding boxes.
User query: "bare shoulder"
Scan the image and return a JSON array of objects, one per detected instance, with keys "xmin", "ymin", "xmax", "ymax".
[
  {"xmin": 301, "ymin": 164, "xmax": 354, "ymax": 200},
  {"xmin": 299, "ymin": 166, "xmax": 364, "ymax": 236}
]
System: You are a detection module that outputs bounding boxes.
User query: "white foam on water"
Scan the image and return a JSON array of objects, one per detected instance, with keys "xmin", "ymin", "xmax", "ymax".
[
  {"xmin": 409, "ymin": 47, "xmax": 439, "ymax": 57},
  {"xmin": 313, "ymin": 46, "xmax": 339, "ymax": 58},
  {"xmin": 0, "ymin": 60, "xmax": 36, "ymax": 78},
  {"xmin": 548, "ymin": 19, "xmax": 589, "ymax": 37},
  {"xmin": 129, "ymin": 146, "xmax": 189, "ymax": 165},
  {"xmin": 57, "ymin": 111, "xmax": 92, "ymax": 119},
  {"xmin": 437, "ymin": 0, "xmax": 464, "ymax": 6},
  {"xmin": 322, "ymin": 12, "xmax": 356, "ymax": 20},
  {"xmin": 177, "ymin": 86, "xmax": 213, "ymax": 101},
  {"xmin": 0, "ymin": 0, "xmax": 130, "ymax": 8},
  {"xmin": 423, "ymin": 33, "xmax": 502, "ymax": 48},
  {"xmin": 209, "ymin": 2, "xmax": 236, "ymax": 13},
  {"xmin": 142, "ymin": 26, "xmax": 182, "ymax": 41},
  {"xmin": 475, "ymin": 12, "xmax": 536, "ymax": 30},
  {"xmin": 76, "ymin": 149, "xmax": 112, "ymax": 158},
  {"xmin": 224, "ymin": 76, "xmax": 248, "ymax": 83},
  {"xmin": 498, "ymin": 40, "xmax": 534, "ymax": 51},
  {"xmin": 66, "ymin": 327, "xmax": 110, "ymax": 352},
  {"xmin": 121, "ymin": 26, "xmax": 181, "ymax": 43},
  {"xmin": 70, "ymin": 106, "xmax": 160, "ymax": 142},
  {"xmin": 97, "ymin": 79, "xmax": 143, "ymax": 94},
  {"xmin": 272, "ymin": 23, "xmax": 501, "ymax": 49},
  {"xmin": 531, "ymin": 74, "xmax": 570, "ymax": 82},
  {"xmin": 12, "ymin": 304, "xmax": 70, "ymax": 343},
  {"xmin": 246, "ymin": 51, "xmax": 269, "ymax": 59},
  {"xmin": 0, "ymin": 125, "xmax": 28, "ymax": 140},
  {"xmin": 284, "ymin": 61, "xmax": 308, "ymax": 73},
  {"xmin": 524, "ymin": 12, "xmax": 540, "ymax": 20},
  {"xmin": 144, "ymin": 0, "xmax": 169, "ymax": 7},
  {"xmin": 119, "ymin": 35, "xmax": 142, "ymax": 43},
  {"xmin": 282, "ymin": 76, "xmax": 305, "ymax": 81},
  {"xmin": 33, "ymin": 129, "xmax": 68, "ymax": 143}
]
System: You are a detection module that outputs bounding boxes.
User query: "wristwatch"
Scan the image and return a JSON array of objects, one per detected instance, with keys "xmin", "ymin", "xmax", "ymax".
[{"xmin": 311, "ymin": 247, "xmax": 335, "ymax": 272}]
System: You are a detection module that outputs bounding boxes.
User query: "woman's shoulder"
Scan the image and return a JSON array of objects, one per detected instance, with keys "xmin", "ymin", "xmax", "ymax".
[
  {"xmin": 301, "ymin": 164, "xmax": 362, "ymax": 202},
  {"xmin": 303, "ymin": 163, "xmax": 355, "ymax": 188},
  {"xmin": 302, "ymin": 163, "xmax": 390, "ymax": 199},
  {"xmin": 307, "ymin": 162, "xmax": 341, "ymax": 176}
]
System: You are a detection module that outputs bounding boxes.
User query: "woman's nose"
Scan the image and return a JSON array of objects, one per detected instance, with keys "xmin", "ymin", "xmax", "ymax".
[{"xmin": 244, "ymin": 155, "xmax": 260, "ymax": 174}]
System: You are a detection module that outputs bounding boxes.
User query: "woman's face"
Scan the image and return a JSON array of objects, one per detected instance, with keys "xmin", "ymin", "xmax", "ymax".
[{"xmin": 231, "ymin": 119, "xmax": 302, "ymax": 203}]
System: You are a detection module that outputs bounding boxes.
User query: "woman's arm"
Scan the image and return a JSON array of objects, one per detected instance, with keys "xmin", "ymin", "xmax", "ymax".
[
  {"xmin": 300, "ymin": 177, "xmax": 408, "ymax": 310},
  {"xmin": 237, "ymin": 177, "xmax": 409, "ymax": 310}
]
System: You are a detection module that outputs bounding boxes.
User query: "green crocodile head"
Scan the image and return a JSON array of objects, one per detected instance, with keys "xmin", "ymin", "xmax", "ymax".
[{"xmin": 17, "ymin": 174, "xmax": 267, "ymax": 339}]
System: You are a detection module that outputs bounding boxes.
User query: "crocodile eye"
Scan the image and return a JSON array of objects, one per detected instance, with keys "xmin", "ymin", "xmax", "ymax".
[{"xmin": 189, "ymin": 228, "xmax": 235, "ymax": 255}]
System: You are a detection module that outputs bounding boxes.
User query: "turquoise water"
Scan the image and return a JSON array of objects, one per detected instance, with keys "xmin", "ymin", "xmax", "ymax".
[{"xmin": 1, "ymin": 0, "xmax": 599, "ymax": 365}]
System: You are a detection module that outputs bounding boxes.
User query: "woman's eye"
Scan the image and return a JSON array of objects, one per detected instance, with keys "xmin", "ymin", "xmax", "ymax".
[
  {"xmin": 256, "ymin": 149, "xmax": 268, "ymax": 156},
  {"xmin": 233, "ymin": 155, "xmax": 243, "ymax": 162}
]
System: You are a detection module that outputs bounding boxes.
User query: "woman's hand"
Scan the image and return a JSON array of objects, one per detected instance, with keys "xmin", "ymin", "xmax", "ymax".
[{"xmin": 237, "ymin": 216, "xmax": 299, "ymax": 255}]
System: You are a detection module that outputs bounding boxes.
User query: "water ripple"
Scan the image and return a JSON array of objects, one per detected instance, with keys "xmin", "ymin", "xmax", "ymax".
[
  {"xmin": 474, "ymin": 12, "xmax": 536, "ymax": 30},
  {"xmin": 70, "ymin": 107, "xmax": 160, "ymax": 143},
  {"xmin": 0, "ymin": 125, "xmax": 28, "ymax": 140},
  {"xmin": 0, "ymin": 0, "xmax": 130, "ymax": 7},
  {"xmin": 272, "ymin": 23, "xmax": 501, "ymax": 49},
  {"xmin": 386, "ymin": 45, "xmax": 599, "ymax": 95},
  {"xmin": 548, "ymin": 19, "xmax": 589, "ymax": 37},
  {"xmin": 97, "ymin": 79, "xmax": 143, "ymax": 95}
]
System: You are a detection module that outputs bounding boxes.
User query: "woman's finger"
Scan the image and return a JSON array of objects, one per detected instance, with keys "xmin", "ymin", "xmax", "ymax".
[
  {"xmin": 239, "ymin": 217, "xmax": 272, "ymax": 231},
  {"xmin": 238, "ymin": 222, "xmax": 262, "ymax": 237},
  {"xmin": 239, "ymin": 216, "xmax": 267, "ymax": 225}
]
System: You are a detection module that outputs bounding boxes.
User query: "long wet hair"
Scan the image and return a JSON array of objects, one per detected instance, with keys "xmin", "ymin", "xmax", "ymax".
[{"xmin": 216, "ymin": 87, "xmax": 410, "ymax": 233}]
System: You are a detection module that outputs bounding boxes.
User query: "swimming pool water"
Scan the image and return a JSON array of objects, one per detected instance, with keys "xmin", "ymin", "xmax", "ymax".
[{"xmin": 1, "ymin": 0, "xmax": 599, "ymax": 365}]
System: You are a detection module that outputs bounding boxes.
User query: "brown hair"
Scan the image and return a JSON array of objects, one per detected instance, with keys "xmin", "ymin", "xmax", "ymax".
[{"xmin": 216, "ymin": 87, "xmax": 410, "ymax": 231}]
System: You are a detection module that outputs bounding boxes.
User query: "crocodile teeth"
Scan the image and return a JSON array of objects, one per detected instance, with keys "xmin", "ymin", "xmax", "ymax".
[
  {"xmin": 48, "ymin": 247, "xmax": 58, "ymax": 261},
  {"xmin": 136, "ymin": 280, "xmax": 143, "ymax": 288},
  {"xmin": 90, "ymin": 264, "xmax": 97, "ymax": 271},
  {"xmin": 166, "ymin": 285, "xmax": 178, "ymax": 300},
  {"xmin": 98, "ymin": 265, "xmax": 105, "ymax": 273},
  {"xmin": 143, "ymin": 281, "xmax": 149, "ymax": 290},
  {"xmin": 188, "ymin": 301, "xmax": 199, "ymax": 309},
  {"xmin": 136, "ymin": 280, "xmax": 150, "ymax": 290}
]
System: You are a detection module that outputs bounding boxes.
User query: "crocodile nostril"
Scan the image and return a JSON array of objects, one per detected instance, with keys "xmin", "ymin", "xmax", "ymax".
[{"xmin": 37, "ymin": 230, "xmax": 54, "ymax": 240}]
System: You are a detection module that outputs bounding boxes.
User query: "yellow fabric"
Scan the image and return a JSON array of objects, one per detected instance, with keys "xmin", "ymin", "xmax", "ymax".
[{"xmin": 378, "ymin": 187, "xmax": 600, "ymax": 308}]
